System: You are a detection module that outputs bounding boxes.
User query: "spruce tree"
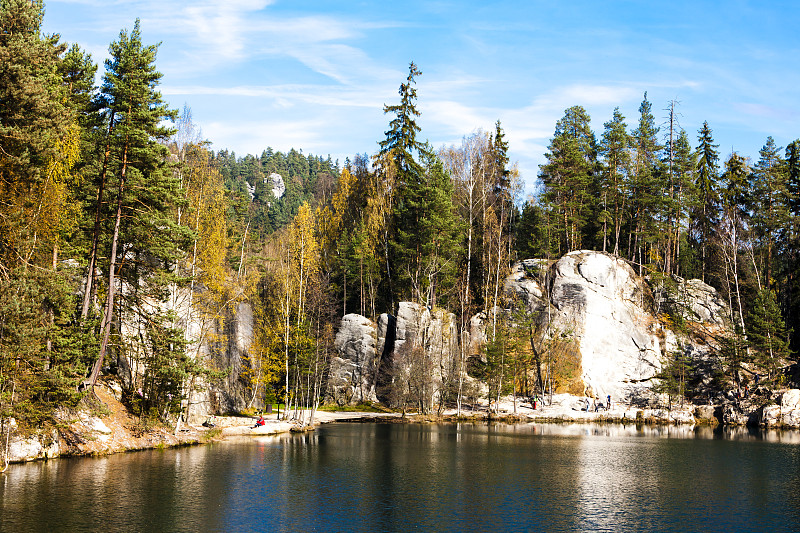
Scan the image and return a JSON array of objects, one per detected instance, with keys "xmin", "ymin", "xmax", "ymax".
[
  {"xmin": 671, "ymin": 129, "xmax": 698, "ymax": 277},
  {"xmin": 380, "ymin": 62, "xmax": 428, "ymax": 307},
  {"xmin": 627, "ymin": 92, "xmax": 664, "ymax": 270},
  {"xmin": 379, "ymin": 62, "xmax": 424, "ymax": 184},
  {"xmin": 747, "ymin": 287, "xmax": 791, "ymax": 389}
]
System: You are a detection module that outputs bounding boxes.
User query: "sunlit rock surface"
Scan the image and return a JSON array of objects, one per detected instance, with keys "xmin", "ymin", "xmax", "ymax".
[
  {"xmin": 326, "ymin": 250, "xmax": 732, "ymax": 412},
  {"xmin": 326, "ymin": 303, "xmax": 459, "ymax": 406},
  {"xmin": 325, "ymin": 314, "xmax": 379, "ymax": 404},
  {"xmin": 268, "ymin": 172, "xmax": 285, "ymax": 199},
  {"xmin": 503, "ymin": 250, "xmax": 729, "ymax": 406},
  {"xmin": 6, "ymin": 430, "xmax": 60, "ymax": 463}
]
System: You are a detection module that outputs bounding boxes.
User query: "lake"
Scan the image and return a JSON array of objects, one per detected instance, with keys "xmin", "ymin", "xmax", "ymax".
[{"xmin": 2, "ymin": 422, "xmax": 800, "ymax": 532}]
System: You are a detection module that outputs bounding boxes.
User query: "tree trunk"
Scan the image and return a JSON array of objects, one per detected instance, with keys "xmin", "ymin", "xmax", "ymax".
[
  {"xmin": 85, "ymin": 130, "xmax": 130, "ymax": 390},
  {"xmin": 81, "ymin": 113, "xmax": 115, "ymax": 321}
]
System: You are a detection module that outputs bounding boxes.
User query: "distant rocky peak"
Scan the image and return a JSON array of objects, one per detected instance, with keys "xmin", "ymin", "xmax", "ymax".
[{"xmin": 268, "ymin": 172, "xmax": 285, "ymax": 199}]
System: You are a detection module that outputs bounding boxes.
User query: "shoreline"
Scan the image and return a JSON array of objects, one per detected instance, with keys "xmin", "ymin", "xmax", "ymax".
[{"xmin": 6, "ymin": 390, "xmax": 799, "ymax": 466}]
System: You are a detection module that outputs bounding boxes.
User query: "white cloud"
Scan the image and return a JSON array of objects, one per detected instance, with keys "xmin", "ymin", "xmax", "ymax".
[{"xmin": 161, "ymin": 83, "xmax": 388, "ymax": 110}]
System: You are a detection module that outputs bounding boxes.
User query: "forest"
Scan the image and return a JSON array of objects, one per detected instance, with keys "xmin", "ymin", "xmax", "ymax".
[{"xmin": 1, "ymin": 0, "xmax": 799, "ymax": 432}]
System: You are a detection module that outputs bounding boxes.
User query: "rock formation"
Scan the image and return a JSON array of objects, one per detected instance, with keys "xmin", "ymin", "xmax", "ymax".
[
  {"xmin": 325, "ymin": 314, "xmax": 380, "ymax": 405},
  {"xmin": 501, "ymin": 250, "xmax": 730, "ymax": 406},
  {"xmin": 326, "ymin": 250, "xmax": 733, "ymax": 410},
  {"xmin": 268, "ymin": 172, "xmax": 286, "ymax": 199},
  {"xmin": 325, "ymin": 302, "xmax": 459, "ymax": 407}
]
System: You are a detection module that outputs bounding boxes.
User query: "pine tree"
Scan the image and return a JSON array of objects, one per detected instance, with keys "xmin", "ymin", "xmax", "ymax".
[
  {"xmin": 751, "ymin": 136, "xmax": 788, "ymax": 287},
  {"xmin": 84, "ymin": 20, "xmax": 185, "ymax": 391},
  {"xmin": 539, "ymin": 106, "xmax": 598, "ymax": 254},
  {"xmin": 598, "ymin": 107, "xmax": 630, "ymax": 255},
  {"xmin": 693, "ymin": 121, "xmax": 720, "ymax": 282}
]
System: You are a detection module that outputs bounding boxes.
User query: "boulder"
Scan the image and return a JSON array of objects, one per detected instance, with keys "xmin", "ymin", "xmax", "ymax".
[
  {"xmin": 781, "ymin": 389, "xmax": 800, "ymax": 410},
  {"xmin": 694, "ymin": 405, "xmax": 718, "ymax": 423},
  {"xmin": 762, "ymin": 404, "xmax": 781, "ymax": 426}
]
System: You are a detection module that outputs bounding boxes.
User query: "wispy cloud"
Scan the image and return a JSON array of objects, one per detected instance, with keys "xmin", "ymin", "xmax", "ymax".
[
  {"xmin": 46, "ymin": 1, "xmax": 800, "ymax": 197},
  {"xmin": 161, "ymin": 84, "xmax": 389, "ymax": 109}
]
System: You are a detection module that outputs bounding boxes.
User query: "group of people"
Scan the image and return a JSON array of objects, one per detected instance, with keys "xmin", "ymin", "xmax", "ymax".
[{"xmin": 584, "ymin": 395, "xmax": 612, "ymax": 412}]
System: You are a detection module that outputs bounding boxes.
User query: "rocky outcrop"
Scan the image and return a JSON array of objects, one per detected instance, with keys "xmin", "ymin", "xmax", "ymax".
[
  {"xmin": 385, "ymin": 302, "xmax": 459, "ymax": 406},
  {"xmin": 268, "ymin": 172, "xmax": 285, "ymax": 199},
  {"xmin": 501, "ymin": 251, "xmax": 666, "ymax": 404},
  {"xmin": 502, "ymin": 250, "xmax": 730, "ymax": 406},
  {"xmin": 5, "ymin": 429, "xmax": 61, "ymax": 463},
  {"xmin": 504, "ymin": 258, "xmax": 549, "ymax": 313},
  {"xmin": 326, "ymin": 250, "xmax": 733, "ymax": 413},
  {"xmin": 326, "ymin": 303, "xmax": 459, "ymax": 407},
  {"xmin": 3, "ymin": 384, "xmax": 203, "ymax": 464},
  {"xmin": 325, "ymin": 314, "xmax": 380, "ymax": 405},
  {"xmin": 761, "ymin": 389, "xmax": 800, "ymax": 427}
]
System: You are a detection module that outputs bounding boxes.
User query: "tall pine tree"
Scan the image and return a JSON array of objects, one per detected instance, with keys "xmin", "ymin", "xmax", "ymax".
[{"xmin": 84, "ymin": 20, "xmax": 188, "ymax": 391}]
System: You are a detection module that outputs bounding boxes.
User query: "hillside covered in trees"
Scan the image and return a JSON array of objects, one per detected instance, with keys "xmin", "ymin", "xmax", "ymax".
[{"xmin": 2, "ymin": 0, "xmax": 799, "ymax": 448}]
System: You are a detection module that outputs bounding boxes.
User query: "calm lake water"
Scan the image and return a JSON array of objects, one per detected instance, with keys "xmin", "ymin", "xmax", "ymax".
[{"xmin": 3, "ymin": 422, "xmax": 800, "ymax": 532}]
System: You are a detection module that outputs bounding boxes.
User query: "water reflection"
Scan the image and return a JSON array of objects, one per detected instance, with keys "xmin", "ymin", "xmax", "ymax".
[{"xmin": 3, "ymin": 422, "xmax": 800, "ymax": 532}]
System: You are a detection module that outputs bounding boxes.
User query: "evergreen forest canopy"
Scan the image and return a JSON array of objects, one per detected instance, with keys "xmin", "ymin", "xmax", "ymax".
[{"xmin": 2, "ymin": 1, "xmax": 799, "ymax": 438}]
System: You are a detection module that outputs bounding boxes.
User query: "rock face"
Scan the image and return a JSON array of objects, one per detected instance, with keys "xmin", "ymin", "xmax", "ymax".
[
  {"xmin": 762, "ymin": 389, "xmax": 800, "ymax": 427},
  {"xmin": 325, "ymin": 303, "xmax": 459, "ymax": 407},
  {"xmin": 269, "ymin": 172, "xmax": 285, "ymax": 199},
  {"xmin": 187, "ymin": 300, "xmax": 257, "ymax": 418},
  {"xmin": 550, "ymin": 251, "xmax": 666, "ymax": 403},
  {"xmin": 504, "ymin": 259, "xmax": 549, "ymax": 314},
  {"xmin": 503, "ymin": 250, "xmax": 729, "ymax": 406},
  {"xmin": 6, "ymin": 430, "xmax": 60, "ymax": 463},
  {"xmin": 387, "ymin": 302, "xmax": 459, "ymax": 406},
  {"xmin": 112, "ymin": 283, "xmax": 258, "ymax": 419},
  {"xmin": 325, "ymin": 314, "xmax": 380, "ymax": 405}
]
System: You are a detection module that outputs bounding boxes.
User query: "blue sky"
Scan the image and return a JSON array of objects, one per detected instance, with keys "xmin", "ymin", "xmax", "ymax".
[{"xmin": 43, "ymin": 0, "xmax": 800, "ymax": 197}]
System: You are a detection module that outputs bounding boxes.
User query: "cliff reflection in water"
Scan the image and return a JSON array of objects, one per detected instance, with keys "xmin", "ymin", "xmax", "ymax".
[{"xmin": 3, "ymin": 422, "xmax": 800, "ymax": 532}]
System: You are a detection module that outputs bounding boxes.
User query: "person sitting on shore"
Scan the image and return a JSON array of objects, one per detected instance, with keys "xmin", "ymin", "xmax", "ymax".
[{"xmin": 253, "ymin": 416, "xmax": 265, "ymax": 428}]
